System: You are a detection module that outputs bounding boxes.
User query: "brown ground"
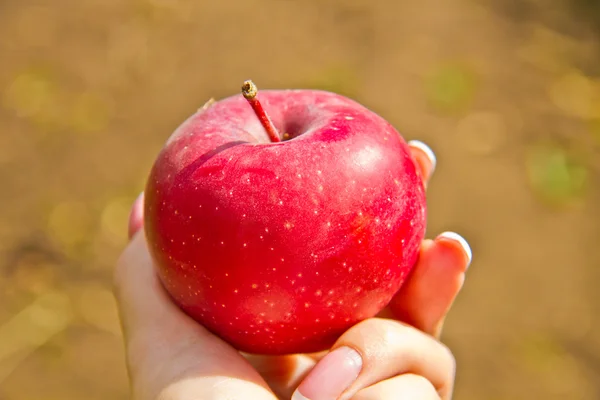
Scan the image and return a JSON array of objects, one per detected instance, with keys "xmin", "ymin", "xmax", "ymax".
[{"xmin": 0, "ymin": 0, "xmax": 599, "ymax": 398}]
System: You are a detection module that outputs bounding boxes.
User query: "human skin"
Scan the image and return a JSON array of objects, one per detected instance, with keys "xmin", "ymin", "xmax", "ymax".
[{"xmin": 116, "ymin": 142, "xmax": 472, "ymax": 400}]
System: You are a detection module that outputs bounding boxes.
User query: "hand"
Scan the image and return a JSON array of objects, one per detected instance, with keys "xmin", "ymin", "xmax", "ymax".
[{"xmin": 115, "ymin": 141, "xmax": 472, "ymax": 400}]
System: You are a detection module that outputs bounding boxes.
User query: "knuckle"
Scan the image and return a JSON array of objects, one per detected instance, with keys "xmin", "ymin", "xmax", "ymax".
[
  {"xmin": 344, "ymin": 317, "xmax": 412, "ymax": 355},
  {"xmin": 440, "ymin": 342, "xmax": 457, "ymax": 379}
]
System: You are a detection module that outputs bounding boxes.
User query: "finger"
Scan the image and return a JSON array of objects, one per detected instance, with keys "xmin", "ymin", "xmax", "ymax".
[
  {"xmin": 291, "ymin": 318, "xmax": 455, "ymax": 400},
  {"xmin": 408, "ymin": 140, "xmax": 436, "ymax": 187},
  {"xmin": 353, "ymin": 374, "xmax": 440, "ymax": 400},
  {"xmin": 127, "ymin": 192, "xmax": 144, "ymax": 240},
  {"xmin": 114, "ymin": 233, "xmax": 276, "ymax": 400},
  {"xmin": 245, "ymin": 353, "xmax": 316, "ymax": 399},
  {"xmin": 387, "ymin": 231, "xmax": 472, "ymax": 338}
]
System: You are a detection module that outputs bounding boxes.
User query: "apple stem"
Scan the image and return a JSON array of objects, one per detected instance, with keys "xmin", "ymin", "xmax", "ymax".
[{"xmin": 242, "ymin": 80, "xmax": 281, "ymax": 143}]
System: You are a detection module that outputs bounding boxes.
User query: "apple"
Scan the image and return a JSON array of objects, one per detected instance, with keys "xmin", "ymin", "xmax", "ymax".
[{"xmin": 144, "ymin": 81, "xmax": 427, "ymax": 355}]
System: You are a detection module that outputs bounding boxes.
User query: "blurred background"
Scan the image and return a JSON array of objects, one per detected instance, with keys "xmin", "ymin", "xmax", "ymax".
[{"xmin": 0, "ymin": 0, "xmax": 599, "ymax": 398}]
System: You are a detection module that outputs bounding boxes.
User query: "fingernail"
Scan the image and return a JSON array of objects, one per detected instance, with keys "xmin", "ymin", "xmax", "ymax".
[
  {"xmin": 291, "ymin": 346, "xmax": 362, "ymax": 400},
  {"xmin": 437, "ymin": 231, "xmax": 472, "ymax": 267},
  {"xmin": 408, "ymin": 140, "xmax": 437, "ymax": 173}
]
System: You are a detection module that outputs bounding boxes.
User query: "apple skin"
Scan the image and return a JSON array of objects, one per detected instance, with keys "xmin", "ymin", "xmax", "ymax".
[{"xmin": 144, "ymin": 89, "xmax": 427, "ymax": 355}]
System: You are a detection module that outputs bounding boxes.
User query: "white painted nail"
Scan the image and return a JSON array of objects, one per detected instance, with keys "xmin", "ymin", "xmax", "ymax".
[
  {"xmin": 438, "ymin": 231, "xmax": 472, "ymax": 266},
  {"xmin": 408, "ymin": 140, "xmax": 436, "ymax": 173}
]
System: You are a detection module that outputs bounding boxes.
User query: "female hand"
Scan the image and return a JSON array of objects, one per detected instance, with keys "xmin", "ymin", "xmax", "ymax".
[{"xmin": 115, "ymin": 141, "xmax": 472, "ymax": 400}]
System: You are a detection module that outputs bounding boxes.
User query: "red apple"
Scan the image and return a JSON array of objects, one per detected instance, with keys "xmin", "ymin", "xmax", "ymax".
[{"xmin": 144, "ymin": 81, "xmax": 427, "ymax": 355}]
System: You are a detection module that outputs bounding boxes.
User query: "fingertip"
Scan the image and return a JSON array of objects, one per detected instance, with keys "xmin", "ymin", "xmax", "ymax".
[
  {"xmin": 387, "ymin": 235, "xmax": 470, "ymax": 336},
  {"xmin": 408, "ymin": 140, "xmax": 437, "ymax": 176},
  {"xmin": 128, "ymin": 192, "xmax": 145, "ymax": 240},
  {"xmin": 435, "ymin": 231, "xmax": 472, "ymax": 269}
]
